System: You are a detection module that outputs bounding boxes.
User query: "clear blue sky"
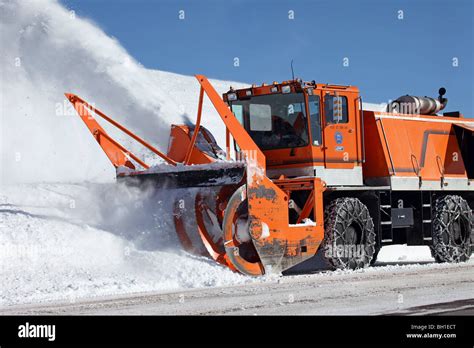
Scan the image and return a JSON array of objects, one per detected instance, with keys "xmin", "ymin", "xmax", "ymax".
[{"xmin": 61, "ymin": 0, "xmax": 473, "ymax": 115}]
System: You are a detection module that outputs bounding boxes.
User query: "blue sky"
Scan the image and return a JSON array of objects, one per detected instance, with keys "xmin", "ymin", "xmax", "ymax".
[{"xmin": 61, "ymin": 0, "xmax": 473, "ymax": 115}]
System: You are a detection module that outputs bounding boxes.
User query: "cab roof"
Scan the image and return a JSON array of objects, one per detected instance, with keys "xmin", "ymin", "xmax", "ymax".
[{"xmin": 223, "ymin": 79, "xmax": 359, "ymax": 102}]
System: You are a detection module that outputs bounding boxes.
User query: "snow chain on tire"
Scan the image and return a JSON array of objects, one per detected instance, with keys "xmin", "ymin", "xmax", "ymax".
[
  {"xmin": 320, "ymin": 198, "xmax": 376, "ymax": 270},
  {"xmin": 431, "ymin": 195, "xmax": 472, "ymax": 263}
]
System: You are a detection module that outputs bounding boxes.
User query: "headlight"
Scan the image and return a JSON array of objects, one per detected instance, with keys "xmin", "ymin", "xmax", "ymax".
[
  {"xmin": 227, "ymin": 93, "xmax": 237, "ymax": 101},
  {"xmin": 282, "ymin": 85, "xmax": 291, "ymax": 94}
]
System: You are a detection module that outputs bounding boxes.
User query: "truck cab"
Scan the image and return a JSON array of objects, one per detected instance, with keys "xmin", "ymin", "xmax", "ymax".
[{"xmin": 224, "ymin": 79, "xmax": 363, "ymax": 186}]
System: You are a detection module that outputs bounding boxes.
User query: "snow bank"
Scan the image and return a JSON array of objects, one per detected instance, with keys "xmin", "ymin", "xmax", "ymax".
[
  {"xmin": 0, "ymin": 0, "xmax": 246, "ymax": 184},
  {"xmin": 0, "ymin": 183, "xmax": 250, "ymax": 306},
  {"xmin": 376, "ymin": 245, "xmax": 435, "ymax": 263}
]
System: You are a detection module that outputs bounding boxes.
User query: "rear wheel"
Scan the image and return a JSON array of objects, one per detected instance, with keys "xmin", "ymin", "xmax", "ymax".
[
  {"xmin": 431, "ymin": 195, "xmax": 472, "ymax": 263},
  {"xmin": 319, "ymin": 197, "xmax": 376, "ymax": 270}
]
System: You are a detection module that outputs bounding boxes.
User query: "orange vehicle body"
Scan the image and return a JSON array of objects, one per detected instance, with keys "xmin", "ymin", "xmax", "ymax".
[
  {"xmin": 66, "ymin": 74, "xmax": 474, "ymax": 276},
  {"xmin": 363, "ymin": 111, "xmax": 474, "ymax": 189}
]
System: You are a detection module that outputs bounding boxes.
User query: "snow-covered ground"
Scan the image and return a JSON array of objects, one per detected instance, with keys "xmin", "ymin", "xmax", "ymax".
[
  {"xmin": 0, "ymin": 183, "xmax": 253, "ymax": 306},
  {"xmin": 1, "ymin": 0, "xmax": 469, "ymax": 312}
]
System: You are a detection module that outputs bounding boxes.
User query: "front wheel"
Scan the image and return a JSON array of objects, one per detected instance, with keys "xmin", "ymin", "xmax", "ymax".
[
  {"xmin": 431, "ymin": 195, "xmax": 472, "ymax": 263},
  {"xmin": 319, "ymin": 197, "xmax": 376, "ymax": 270}
]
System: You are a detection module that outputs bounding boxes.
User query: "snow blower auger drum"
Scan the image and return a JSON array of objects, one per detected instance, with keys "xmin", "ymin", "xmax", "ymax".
[{"xmin": 67, "ymin": 74, "xmax": 474, "ymax": 275}]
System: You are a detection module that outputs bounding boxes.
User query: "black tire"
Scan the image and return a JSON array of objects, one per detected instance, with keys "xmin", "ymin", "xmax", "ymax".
[
  {"xmin": 319, "ymin": 197, "xmax": 376, "ymax": 270},
  {"xmin": 431, "ymin": 195, "xmax": 472, "ymax": 263}
]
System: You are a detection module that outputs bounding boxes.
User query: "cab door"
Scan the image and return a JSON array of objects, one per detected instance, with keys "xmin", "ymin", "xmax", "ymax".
[{"xmin": 322, "ymin": 91, "xmax": 358, "ymax": 169}]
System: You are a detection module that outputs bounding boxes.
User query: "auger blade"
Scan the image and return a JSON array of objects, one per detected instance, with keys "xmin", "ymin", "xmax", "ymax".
[{"xmin": 118, "ymin": 164, "xmax": 245, "ymax": 189}]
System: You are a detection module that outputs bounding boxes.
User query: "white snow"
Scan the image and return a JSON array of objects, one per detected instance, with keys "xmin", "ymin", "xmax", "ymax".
[
  {"xmin": 376, "ymin": 244, "xmax": 435, "ymax": 263},
  {"xmin": 0, "ymin": 183, "xmax": 250, "ymax": 306},
  {"xmin": 289, "ymin": 218, "xmax": 316, "ymax": 227}
]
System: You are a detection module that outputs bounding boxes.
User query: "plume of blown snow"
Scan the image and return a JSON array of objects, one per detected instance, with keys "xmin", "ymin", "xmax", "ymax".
[
  {"xmin": 0, "ymin": 0, "xmax": 252, "ymax": 306},
  {"xmin": 0, "ymin": 0, "xmax": 246, "ymax": 184}
]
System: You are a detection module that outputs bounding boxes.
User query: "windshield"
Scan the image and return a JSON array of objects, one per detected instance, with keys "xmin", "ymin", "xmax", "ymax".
[{"xmin": 230, "ymin": 93, "xmax": 309, "ymax": 150}]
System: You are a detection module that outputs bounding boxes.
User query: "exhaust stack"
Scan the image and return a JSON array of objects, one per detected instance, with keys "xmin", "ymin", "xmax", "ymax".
[{"xmin": 387, "ymin": 87, "xmax": 448, "ymax": 115}]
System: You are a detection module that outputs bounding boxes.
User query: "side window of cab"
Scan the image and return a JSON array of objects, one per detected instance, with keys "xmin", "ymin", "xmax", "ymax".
[{"xmin": 308, "ymin": 95, "xmax": 322, "ymax": 146}]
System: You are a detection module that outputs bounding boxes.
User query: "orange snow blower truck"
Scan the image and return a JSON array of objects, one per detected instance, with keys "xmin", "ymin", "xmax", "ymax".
[{"xmin": 66, "ymin": 75, "xmax": 474, "ymax": 275}]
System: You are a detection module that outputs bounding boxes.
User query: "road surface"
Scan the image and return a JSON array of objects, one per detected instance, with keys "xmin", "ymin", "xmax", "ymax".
[{"xmin": 1, "ymin": 261, "xmax": 472, "ymax": 315}]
